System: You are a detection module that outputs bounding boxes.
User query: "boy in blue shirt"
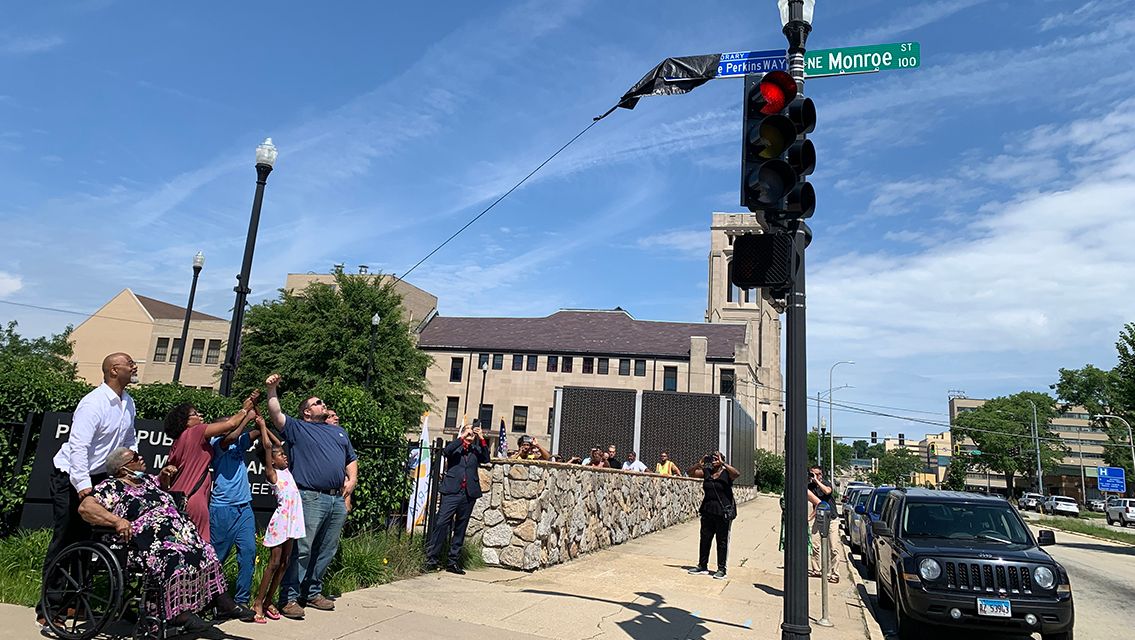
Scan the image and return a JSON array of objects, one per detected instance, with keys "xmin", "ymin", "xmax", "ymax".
[{"xmin": 210, "ymin": 411, "xmax": 261, "ymax": 610}]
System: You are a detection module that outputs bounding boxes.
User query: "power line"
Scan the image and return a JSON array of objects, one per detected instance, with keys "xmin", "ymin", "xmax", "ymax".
[
  {"xmin": 0, "ymin": 298, "xmax": 159, "ymax": 328},
  {"xmin": 393, "ymin": 117, "xmax": 604, "ymax": 285}
]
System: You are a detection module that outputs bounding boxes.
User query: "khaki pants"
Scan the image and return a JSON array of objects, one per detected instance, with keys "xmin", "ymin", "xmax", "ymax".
[{"xmin": 810, "ymin": 513, "xmax": 839, "ymax": 576}]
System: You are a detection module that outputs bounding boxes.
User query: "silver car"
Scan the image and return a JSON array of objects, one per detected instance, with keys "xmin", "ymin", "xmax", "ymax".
[
  {"xmin": 1106, "ymin": 498, "xmax": 1135, "ymax": 526},
  {"xmin": 847, "ymin": 491, "xmax": 872, "ymax": 555}
]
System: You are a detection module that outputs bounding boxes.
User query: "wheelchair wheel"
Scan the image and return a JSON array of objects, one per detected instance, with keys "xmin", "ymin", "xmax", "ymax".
[{"xmin": 41, "ymin": 541, "xmax": 126, "ymax": 640}]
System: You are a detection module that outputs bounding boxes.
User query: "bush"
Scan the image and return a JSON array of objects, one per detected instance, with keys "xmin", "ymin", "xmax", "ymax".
[
  {"xmin": 0, "ymin": 529, "xmax": 49, "ymax": 607},
  {"xmin": 753, "ymin": 448, "xmax": 785, "ymax": 493}
]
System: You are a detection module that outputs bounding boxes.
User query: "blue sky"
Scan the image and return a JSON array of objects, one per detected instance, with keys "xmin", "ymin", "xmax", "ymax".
[{"xmin": 4, "ymin": 0, "xmax": 1135, "ymax": 443}]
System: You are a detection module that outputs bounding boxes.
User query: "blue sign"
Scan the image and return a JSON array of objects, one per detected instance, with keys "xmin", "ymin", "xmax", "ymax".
[
  {"xmin": 716, "ymin": 49, "xmax": 787, "ymax": 78},
  {"xmin": 1098, "ymin": 466, "xmax": 1127, "ymax": 493}
]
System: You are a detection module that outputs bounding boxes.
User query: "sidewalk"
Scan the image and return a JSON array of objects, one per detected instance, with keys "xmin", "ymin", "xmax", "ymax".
[{"xmin": 2, "ymin": 495, "xmax": 870, "ymax": 639}]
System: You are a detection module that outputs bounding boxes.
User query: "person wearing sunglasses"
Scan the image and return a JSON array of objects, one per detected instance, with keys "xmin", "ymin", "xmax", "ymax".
[{"xmin": 263, "ymin": 373, "xmax": 357, "ymax": 620}]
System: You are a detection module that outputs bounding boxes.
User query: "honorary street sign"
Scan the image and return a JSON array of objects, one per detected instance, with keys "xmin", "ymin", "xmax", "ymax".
[
  {"xmin": 805, "ymin": 42, "xmax": 920, "ymax": 77},
  {"xmin": 716, "ymin": 49, "xmax": 788, "ymax": 78}
]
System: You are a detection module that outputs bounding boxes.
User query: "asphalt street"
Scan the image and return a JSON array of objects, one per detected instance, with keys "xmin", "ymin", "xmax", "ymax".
[{"xmin": 844, "ymin": 521, "xmax": 1135, "ymax": 640}]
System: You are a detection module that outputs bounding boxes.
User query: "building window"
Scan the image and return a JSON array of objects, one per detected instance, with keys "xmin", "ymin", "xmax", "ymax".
[
  {"xmin": 170, "ymin": 338, "xmax": 183, "ymax": 363},
  {"xmin": 153, "ymin": 338, "xmax": 169, "ymax": 363},
  {"xmin": 512, "ymin": 354, "xmax": 523, "ymax": 371},
  {"xmin": 492, "ymin": 353, "xmax": 504, "ymax": 370},
  {"xmin": 548, "ymin": 407, "xmax": 555, "ymax": 434},
  {"xmin": 720, "ymin": 369, "xmax": 735, "ymax": 396},
  {"xmin": 512, "ymin": 406, "xmax": 528, "ymax": 432},
  {"xmin": 634, "ymin": 359, "xmax": 646, "ymax": 376},
  {"xmin": 619, "ymin": 359, "xmax": 631, "ymax": 376},
  {"xmin": 598, "ymin": 358, "xmax": 609, "ymax": 375},
  {"xmin": 444, "ymin": 397, "xmax": 460, "ymax": 430},
  {"xmin": 527, "ymin": 355, "xmax": 538, "ymax": 371},
  {"xmin": 450, "ymin": 357, "xmax": 464, "ymax": 383},
  {"xmin": 205, "ymin": 339, "xmax": 221, "ymax": 365},
  {"xmin": 562, "ymin": 356, "xmax": 573, "ymax": 373},
  {"xmin": 189, "ymin": 338, "xmax": 205, "ymax": 364},
  {"xmin": 762, "ymin": 411, "xmax": 768, "ymax": 432},
  {"xmin": 663, "ymin": 366, "xmax": 677, "ymax": 391},
  {"xmin": 479, "ymin": 404, "xmax": 493, "ymax": 428},
  {"xmin": 582, "ymin": 357, "xmax": 594, "ymax": 374},
  {"xmin": 547, "ymin": 355, "xmax": 558, "ymax": 372},
  {"xmin": 479, "ymin": 353, "xmax": 490, "ymax": 369}
]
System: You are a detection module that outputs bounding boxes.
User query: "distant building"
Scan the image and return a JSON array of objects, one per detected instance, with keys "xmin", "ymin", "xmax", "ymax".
[
  {"xmin": 284, "ymin": 267, "xmax": 438, "ymax": 330},
  {"xmin": 70, "ymin": 289, "xmax": 229, "ymax": 389},
  {"xmin": 415, "ymin": 212, "xmax": 785, "ymax": 454}
]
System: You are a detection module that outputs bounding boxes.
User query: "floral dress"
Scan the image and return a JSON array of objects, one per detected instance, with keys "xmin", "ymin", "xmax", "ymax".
[
  {"xmin": 263, "ymin": 468, "xmax": 305, "ymax": 547},
  {"xmin": 91, "ymin": 475, "xmax": 226, "ymax": 620}
]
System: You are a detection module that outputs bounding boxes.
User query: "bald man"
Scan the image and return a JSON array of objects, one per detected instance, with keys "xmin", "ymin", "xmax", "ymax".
[{"xmin": 37, "ymin": 352, "xmax": 138, "ymax": 626}]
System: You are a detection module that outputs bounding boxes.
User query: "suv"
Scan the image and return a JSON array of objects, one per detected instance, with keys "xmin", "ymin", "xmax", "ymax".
[
  {"xmin": 856, "ymin": 486, "xmax": 895, "ymax": 578},
  {"xmin": 1018, "ymin": 492, "xmax": 1043, "ymax": 511},
  {"xmin": 1041, "ymin": 496, "xmax": 1079, "ymax": 517},
  {"xmin": 1106, "ymin": 498, "xmax": 1135, "ymax": 527},
  {"xmin": 871, "ymin": 489, "xmax": 1073, "ymax": 640}
]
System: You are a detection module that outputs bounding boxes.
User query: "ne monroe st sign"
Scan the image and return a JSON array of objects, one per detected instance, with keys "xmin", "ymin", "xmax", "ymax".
[{"xmin": 805, "ymin": 42, "xmax": 920, "ymax": 77}]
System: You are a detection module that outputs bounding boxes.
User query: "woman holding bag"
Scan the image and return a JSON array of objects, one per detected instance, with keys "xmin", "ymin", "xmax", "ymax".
[
  {"xmin": 160, "ymin": 392, "xmax": 260, "ymax": 540},
  {"xmin": 686, "ymin": 451, "xmax": 739, "ymax": 580}
]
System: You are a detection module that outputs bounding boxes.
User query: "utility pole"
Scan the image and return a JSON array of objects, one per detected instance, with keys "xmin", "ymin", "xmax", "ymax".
[{"xmin": 1028, "ymin": 400, "xmax": 1043, "ymax": 494}]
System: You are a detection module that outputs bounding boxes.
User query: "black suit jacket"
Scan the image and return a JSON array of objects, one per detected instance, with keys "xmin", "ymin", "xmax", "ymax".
[{"xmin": 439, "ymin": 437, "xmax": 490, "ymax": 498}]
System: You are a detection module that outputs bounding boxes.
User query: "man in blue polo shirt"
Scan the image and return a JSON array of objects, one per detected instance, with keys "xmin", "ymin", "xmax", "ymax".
[
  {"xmin": 209, "ymin": 411, "xmax": 259, "ymax": 614},
  {"xmin": 264, "ymin": 373, "xmax": 358, "ymax": 620}
]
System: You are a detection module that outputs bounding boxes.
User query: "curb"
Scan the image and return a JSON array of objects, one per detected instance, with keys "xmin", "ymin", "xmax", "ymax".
[
  {"xmin": 1027, "ymin": 519, "xmax": 1135, "ymax": 547},
  {"xmin": 844, "ymin": 545, "xmax": 888, "ymax": 640}
]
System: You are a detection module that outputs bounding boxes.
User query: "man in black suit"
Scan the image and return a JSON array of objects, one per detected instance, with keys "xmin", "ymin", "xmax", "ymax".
[{"xmin": 425, "ymin": 420, "xmax": 490, "ymax": 574}]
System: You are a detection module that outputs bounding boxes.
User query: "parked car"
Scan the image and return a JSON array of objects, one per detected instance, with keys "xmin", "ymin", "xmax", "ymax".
[
  {"xmin": 1106, "ymin": 498, "xmax": 1135, "ymax": 527},
  {"xmin": 1041, "ymin": 496, "xmax": 1080, "ymax": 517},
  {"xmin": 1087, "ymin": 498, "xmax": 1106, "ymax": 512},
  {"xmin": 847, "ymin": 490, "xmax": 872, "ymax": 555},
  {"xmin": 1018, "ymin": 492, "xmax": 1044, "ymax": 511},
  {"xmin": 842, "ymin": 486, "xmax": 873, "ymax": 532},
  {"xmin": 871, "ymin": 488, "xmax": 1074, "ymax": 640},
  {"xmin": 855, "ymin": 486, "xmax": 895, "ymax": 578}
]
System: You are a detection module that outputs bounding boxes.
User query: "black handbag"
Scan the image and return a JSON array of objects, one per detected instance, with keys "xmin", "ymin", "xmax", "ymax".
[{"xmin": 169, "ymin": 466, "xmax": 211, "ymax": 515}]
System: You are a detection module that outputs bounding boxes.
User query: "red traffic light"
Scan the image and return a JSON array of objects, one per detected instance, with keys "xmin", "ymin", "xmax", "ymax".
[{"xmin": 751, "ymin": 70, "xmax": 798, "ymax": 115}]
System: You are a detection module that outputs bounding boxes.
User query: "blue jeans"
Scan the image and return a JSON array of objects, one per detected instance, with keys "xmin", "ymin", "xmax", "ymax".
[
  {"xmin": 209, "ymin": 502, "xmax": 256, "ymax": 604},
  {"xmin": 280, "ymin": 490, "xmax": 347, "ymax": 604}
]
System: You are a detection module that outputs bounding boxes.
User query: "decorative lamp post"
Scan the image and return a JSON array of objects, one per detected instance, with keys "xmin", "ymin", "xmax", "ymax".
[
  {"xmin": 367, "ymin": 312, "xmax": 381, "ymax": 389},
  {"xmin": 219, "ymin": 138, "xmax": 277, "ymax": 396},
  {"xmin": 172, "ymin": 251, "xmax": 205, "ymax": 384}
]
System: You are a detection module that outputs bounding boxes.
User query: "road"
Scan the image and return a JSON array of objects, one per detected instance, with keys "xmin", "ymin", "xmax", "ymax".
[{"xmin": 844, "ymin": 523, "xmax": 1135, "ymax": 639}]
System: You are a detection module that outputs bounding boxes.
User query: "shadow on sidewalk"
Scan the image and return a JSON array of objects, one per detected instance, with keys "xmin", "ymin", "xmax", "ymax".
[
  {"xmin": 751, "ymin": 583, "xmax": 783, "ymax": 597},
  {"xmin": 520, "ymin": 590, "xmax": 750, "ymax": 639}
]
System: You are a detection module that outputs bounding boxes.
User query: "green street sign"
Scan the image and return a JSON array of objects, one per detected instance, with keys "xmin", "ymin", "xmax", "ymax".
[
  {"xmin": 970, "ymin": 449, "xmax": 982, "ymax": 456},
  {"xmin": 805, "ymin": 42, "xmax": 920, "ymax": 78}
]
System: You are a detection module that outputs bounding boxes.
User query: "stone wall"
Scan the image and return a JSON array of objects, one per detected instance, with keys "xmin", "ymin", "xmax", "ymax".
[{"xmin": 467, "ymin": 460, "xmax": 761, "ymax": 571}]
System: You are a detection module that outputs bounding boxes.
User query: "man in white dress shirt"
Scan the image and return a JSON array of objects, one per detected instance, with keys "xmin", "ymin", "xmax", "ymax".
[{"xmin": 37, "ymin": 352, "xmax": 138, "ymax": 625}]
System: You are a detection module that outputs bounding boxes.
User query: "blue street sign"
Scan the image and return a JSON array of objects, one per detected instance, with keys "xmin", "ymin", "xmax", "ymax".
[
  {"xmin": 716, "ymin": 49, "xmax": 787, "ymax": 78},
  {"xmin": 1098, "ymin": 466, "xmax": 1127, "ymax": 493}
]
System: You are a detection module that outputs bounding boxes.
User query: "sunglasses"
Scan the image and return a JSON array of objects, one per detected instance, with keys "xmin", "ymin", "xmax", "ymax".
[{"xmin": 130, "ymin": 452, "xmax": 144, "ymax": 463}]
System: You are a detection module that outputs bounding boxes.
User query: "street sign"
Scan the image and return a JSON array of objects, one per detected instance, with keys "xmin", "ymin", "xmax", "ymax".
[
  {"xmin": 1098, "ymin": 466, "xmax": 1127, "ymax": 493},
  {"xmin": 805, "ymin": 42, "xmax": 920, "ymax": 78},
  {"xmin": 716, "ymin": 49, "xmax": 787, "ymax": 78},
  {"xmin": 970, "ymin": 449, "xmax": 982, "ymax": 456}
]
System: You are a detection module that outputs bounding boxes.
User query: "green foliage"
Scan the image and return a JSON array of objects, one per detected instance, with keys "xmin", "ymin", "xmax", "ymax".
[
  {"xmin": 953, "ymin": 391, "xmax": 1066, "ymax": 494},
  {"xmin": 129, "ymin": 383, "xmax": 242, "ymax": 422},
  {"xmin": 233, "ymin": 272, "xmax": 432, "ymax": 429},
  {"xmin": 752, "ymin": 448, "xmax": 785, "ymax": 493},
  {"xmin": 1035, "ymin": 514, "xmax": 1135, "ymax": 546},
  {"xmin": 851, "ymin": 440, "xmax": 869, "ymax": 458},
  {"xmin": 0, "ymin": 320, "xmax": 77, "ymax": 378},
  {"xmin": 941, "ymin": 455, "xmax": 969, "ymax": 491},
  {"xmin": 807, "ymin": 431, "xmax": 853, "ymax": 471},
  {"xmin": 869, "ymin": 448, "xmax": 923, "ymax": 487},
  {"xmin": 0, "ymin": 528, "xmax": 48, "ymax": 606}
]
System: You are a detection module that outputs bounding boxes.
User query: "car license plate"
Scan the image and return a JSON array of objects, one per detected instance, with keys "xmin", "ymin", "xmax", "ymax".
[{"xmin": 976, "ymin": 598, "xmax": 1011, "ymax": 617}]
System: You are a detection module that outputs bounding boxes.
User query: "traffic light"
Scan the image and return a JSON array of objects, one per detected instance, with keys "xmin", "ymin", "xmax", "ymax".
[
  {"xmin": 729, "ymin": 232, "xmax": 794, "ymax": 289},
  {"xmin": 740, "ymin": 70, "xmax": 816, "ymax": 223}
]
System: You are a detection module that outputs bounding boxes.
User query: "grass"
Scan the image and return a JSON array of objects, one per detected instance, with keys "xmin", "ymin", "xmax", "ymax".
[
  {"xmin": 1035, "ymin": 515, "xmax": 1135, "ymax": 545},
  {"xmin": 0, "ymin": 528, "xmax": 486, "ymax": 608}
]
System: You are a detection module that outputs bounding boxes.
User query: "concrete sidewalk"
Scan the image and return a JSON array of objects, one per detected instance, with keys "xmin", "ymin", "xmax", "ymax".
[{"xmin": 3, "ymin": 495, "xmax": 870, "ymax": 639}]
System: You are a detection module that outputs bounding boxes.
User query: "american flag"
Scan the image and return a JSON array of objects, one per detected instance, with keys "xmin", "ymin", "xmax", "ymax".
[{"xmin": 497, "ymin": 418, "xmax": 508, "ymax": 457}]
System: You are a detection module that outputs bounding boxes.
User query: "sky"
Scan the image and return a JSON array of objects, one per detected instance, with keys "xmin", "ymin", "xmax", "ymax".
[{"xmin": 3, "ymin": 0, "xmax": 1135, "ymax": 443}]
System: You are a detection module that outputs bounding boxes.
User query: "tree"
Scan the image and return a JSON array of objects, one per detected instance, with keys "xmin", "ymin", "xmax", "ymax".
[
  {"xmin": 0, "ymin": 320, "xmax": 76, "ymax": 378},
  {"xmin": 807, "ymin": 431, "xmax": 853, "ymax": 471},
  {"xmin": 869, "ymin": 448, "xmax": 923, "ymax": 486},
  {"xmin": 753, "ymin": 448, "xmax": 785, "ymax": 493},
  {"xmin": 852, "ymin": 439, "xmax": 869, "ymax": 458},
  {"xmin": 941, "ymin": 455, "xmax": 969, "ymax": 491},
  {"xmin": 234, "ymin": 272, "xmax": 433, "ymax": 429},
  {"xmin": 952, "ymin": 391, "xmax": 1066, "ymax": 495}
]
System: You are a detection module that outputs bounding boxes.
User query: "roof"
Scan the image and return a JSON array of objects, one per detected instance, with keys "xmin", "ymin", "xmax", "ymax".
[
  {"xmin": 898, "ymin": 488, "xmax": 1009, "ymax": 504},
  {"xmin": 418, "ymin": 309, "xmax": 746, "ymax": 360},
  {"xmin": 135, "ymin": 293, "xmax": 226, "ymax": 322}
]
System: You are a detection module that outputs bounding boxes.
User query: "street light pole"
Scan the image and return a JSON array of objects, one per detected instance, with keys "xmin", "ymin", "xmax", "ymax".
[
  {"xmin": 219, "ymin": 138, "xmax": 277, "ymax": 396},
  {"xmin": 828, "ymin": 360, "xmax": 854, "ymax": 487},
  {"xmin": 367, "ymin": 312, "xmax": 380, "ymax": 389},
  {"xmin": 172, "ymin": 251, "xmax": 204, "ymax": 384},
  {"xmin": 778, "ymin": 2, "xmax": 815, "ymax": 640},
  {"xmin": 1027, "ymin": 400, "xmax": 1044, "ymax": 494},
  {"xmin": 478, "ymin": 362, "xmax": 489, "ymax": 424}
]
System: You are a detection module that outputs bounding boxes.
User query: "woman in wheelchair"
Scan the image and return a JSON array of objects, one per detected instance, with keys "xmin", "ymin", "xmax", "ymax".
[{"xmin": 77, "ymin": 446, "xmax": 250, "ymax": 631}]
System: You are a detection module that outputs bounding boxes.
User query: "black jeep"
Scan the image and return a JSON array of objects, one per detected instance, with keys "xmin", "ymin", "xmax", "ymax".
[{"xmin": 871, "ymin": 488, "xmax": 1074, "ymax": 640}]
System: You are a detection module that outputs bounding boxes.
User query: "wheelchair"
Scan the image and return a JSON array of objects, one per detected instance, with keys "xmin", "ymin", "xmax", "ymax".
[{"xmin": 39, "ymin": 533, "xmax": 168, "ymax": 640}]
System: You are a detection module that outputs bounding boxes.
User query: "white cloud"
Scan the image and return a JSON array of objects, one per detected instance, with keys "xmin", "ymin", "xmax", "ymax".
[
  {"xmin": 636, "ymin": 229, "xmax": 706, "ymax": 259},
  {"xmin": 0, "ymin": 34, "xmax": 64, "ymax": 55},
  {"xmin": 0, "ymin": 271, "xmax": 23, "ymax": 296},
  {"xmin": 846, "ymin": 0, "xmax": 991, "ymax": 43}
]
